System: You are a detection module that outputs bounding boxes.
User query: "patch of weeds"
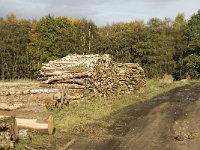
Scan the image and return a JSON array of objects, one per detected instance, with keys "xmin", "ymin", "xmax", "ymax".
[
  {"xmin": 144, "ymin": 79, "xmax": 186, "ymax": 99},
  {"xmin": 15, "ymin": 134, "xmax": 50, "ymax": 150},
  {"xmin": 30, "ymin": 134, "xmax": 50, "ymax": 146}
]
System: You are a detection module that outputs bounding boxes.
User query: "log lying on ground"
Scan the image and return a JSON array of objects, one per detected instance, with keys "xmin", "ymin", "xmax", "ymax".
[
  {"xmin": 16, "ymin": 115, "xmax": 54, "ymax": 135},
  {"xmin": 0, "ymin": 114, "xmax": 54, "ymax": 149},
  {"xmin": 0, "ymin": 87, "xmax": 59, "ymax": 96},
  {"xmin": 0, "ymin": 115, "xmax": 18, "ymax": 149},
  {"xmin": 45, "ymin": 91, "xmax": 86, "ymax": 109},
  {"xmin": 0, "ymin": 103, "xmax": 25, "ymax": 111}
]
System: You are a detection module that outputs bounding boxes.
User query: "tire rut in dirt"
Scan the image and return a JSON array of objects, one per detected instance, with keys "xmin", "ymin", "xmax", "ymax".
[{"xmin": 93, "ymin": 83, "xmax": 200, "ymax": 150}]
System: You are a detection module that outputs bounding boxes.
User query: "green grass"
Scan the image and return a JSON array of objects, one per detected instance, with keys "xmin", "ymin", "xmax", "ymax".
[{"xmin": 51, "ymin": 79, "xmax": 187, "ymax": 130}]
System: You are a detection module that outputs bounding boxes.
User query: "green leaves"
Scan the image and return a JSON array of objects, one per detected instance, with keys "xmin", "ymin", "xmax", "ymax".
[
  {"xmin": 183, "ymin": 54, "xmax": 200, "ymax": 79},
  {"xmin": 0, "ymin": 15, "xmax": 31, "ymax": 80},
  {"xmin": 187, "ymin": 10, "xmax": 200, "ymax": 55},
  {"xmin": 181, "ymin": 10, "xmax": 200, "ymax": 79},
  {"xmin": 1, "ymin": 10, "xmax": 200, "ymax": 80}
]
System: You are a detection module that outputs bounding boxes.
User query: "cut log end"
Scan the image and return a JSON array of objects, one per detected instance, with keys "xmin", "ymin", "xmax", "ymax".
[{"xmin": 47, "ymin": 115, "xmax": 54, "ymax": 135}]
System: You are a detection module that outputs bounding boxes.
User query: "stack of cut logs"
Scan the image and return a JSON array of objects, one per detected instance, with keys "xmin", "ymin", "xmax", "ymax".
[
  {"xmin": 39, "ymin": 54, "xmax": 145, "ymax": 109},
  {"xmin": 116, "ymin": 63, "xmax": 146, "ymax": 93}
]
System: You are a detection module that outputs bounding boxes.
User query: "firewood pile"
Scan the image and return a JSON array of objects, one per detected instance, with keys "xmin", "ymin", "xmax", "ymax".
[
  {"xmin": 89, "ymin": 55, "xmax": 119, "ymax": 97},
  {"xmin": 39, "ymin": 54, "xmax": 145, "ymax": 109},
  {"xmin": 116, "ymin": 63, "xmax": 146, "ymax": 93},
  {"xmin": 0, "ymin": 115, "xmax": 18, "ymax": 149}
]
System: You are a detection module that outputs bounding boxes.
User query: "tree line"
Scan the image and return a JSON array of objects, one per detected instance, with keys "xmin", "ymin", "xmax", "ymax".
[{"xmin": 0, "ymin": 10, "xmax": 200, "ymax": 80}]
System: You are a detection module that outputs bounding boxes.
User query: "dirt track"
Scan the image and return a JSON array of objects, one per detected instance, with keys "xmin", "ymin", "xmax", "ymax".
[{"xmin": 67, "ymin": 83, "xmax": 200, "ymax": 150}]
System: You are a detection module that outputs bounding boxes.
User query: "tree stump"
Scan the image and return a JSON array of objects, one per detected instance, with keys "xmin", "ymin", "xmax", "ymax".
[{"xmin": 0, "ymin": 115, "xmax": 18, "ymax": 149}]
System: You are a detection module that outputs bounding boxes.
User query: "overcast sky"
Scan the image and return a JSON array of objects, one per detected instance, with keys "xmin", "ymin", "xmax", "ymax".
[{"xmin": 0, "ymin": 0, "xmax": 200, "ymax": 26}]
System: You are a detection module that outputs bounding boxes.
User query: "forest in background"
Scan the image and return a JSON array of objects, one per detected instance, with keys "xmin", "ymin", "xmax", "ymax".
[{"xmin": 0, "ymin": 10, "xmax": 200, "ymax": 80}]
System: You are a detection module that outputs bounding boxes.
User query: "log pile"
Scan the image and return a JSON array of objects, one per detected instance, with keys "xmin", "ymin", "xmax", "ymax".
[
  {"xmin": 0, "ymin": 115, "xmax": 18, "ymax": 149},
  {"xmin": 39, "ymin": 54, "xmax": 145, "ymax": 108},
  {"xmin": 89, "ymin": 55, "xmax": 119, "ymax": 97},
  {"xmin": 116, "ymin": 63, "xmax": 146, "ymax": 93}
]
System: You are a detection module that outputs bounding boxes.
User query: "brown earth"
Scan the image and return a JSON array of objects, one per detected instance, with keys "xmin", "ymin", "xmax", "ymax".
[
  {"xmin": 51, "ymin": 83, "xmax": 200, "ymax": 150},
  {"xmin": 2, "ymin": 83, "xmax": 200, "ymax": 150}
]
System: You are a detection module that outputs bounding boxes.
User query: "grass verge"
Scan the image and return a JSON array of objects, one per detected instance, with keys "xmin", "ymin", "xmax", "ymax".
[{"xmin": 51, "ymin": 79, "xmax": 187, "ymax": 130}]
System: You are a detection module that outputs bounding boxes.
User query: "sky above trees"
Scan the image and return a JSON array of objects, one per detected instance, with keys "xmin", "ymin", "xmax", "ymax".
[{"xmin": 0, "ymin": 0, "xmax": 200, "ymax": 25}]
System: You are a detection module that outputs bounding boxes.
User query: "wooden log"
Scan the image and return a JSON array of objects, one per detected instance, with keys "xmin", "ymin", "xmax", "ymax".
[
  {"xmin": 56, "ymin": 84, "xmax": 85, "ymax": 89},
  {"xmin": 41, "ymin": 70, "xmax": 84, "ymax": 76},
  {"xmin": 40, "ymin": 84, "xmax": 85, "ymax": 89},
  {"xmin": 29, "ymin": 88, "xmax": 59, "ymax": 94},
  {"xmin": 62, "ymin": 139, "xmax": 75, "ymax": 150},
  {"xmin": 52, "ymin": 79, "xmax": 86, "ymax": 85},
  {"xmin": 16, "ymin": 115, "xmax": 54, "ymax": 135},
  {"xmin": 37, "ymin": 77, "xmax": 48, "ymax": 81},
  {"xmin": 40, "ymin": 67, "xmax": 90, "ymax": 74},
  {"xmin": 0, "ymin": 103, "xmax": 25, "ymax": 111},
  {"xmin": 43, "ymin": 72, "xmax": 92, "ymax": 84},
  {"xmin": 41, "ymin": 61, "xmax": 96, "ymax": 69},
  {"xmin": 0, "ymin": 91, "xmax": 10, "ymax": 96},
  {"xmin": 24, "ymin": 145, "xmax": 37, "ymax": 150}
]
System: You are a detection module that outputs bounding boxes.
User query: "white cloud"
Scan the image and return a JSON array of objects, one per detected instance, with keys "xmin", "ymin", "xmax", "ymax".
[{"xmin": 0, "ymin": 0, "xmax": 199, "ymax": 25}]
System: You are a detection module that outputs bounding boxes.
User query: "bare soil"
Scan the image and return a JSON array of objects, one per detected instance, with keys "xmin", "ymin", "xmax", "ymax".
[
  {"xmin": 2, "ymin": 83, "xmax": 200, "ymax": 150},
  {"xmin": 53, "ymin": 83, "xmax": 200, "ymax": 150}
]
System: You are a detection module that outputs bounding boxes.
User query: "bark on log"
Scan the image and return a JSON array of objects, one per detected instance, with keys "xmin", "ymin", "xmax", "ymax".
[
  {"xmin": 40, "ymin": 67, "xmax": 90, "ymax": 76},
  {"xmin": 0, "ymin": 115, "xmax": 18, "ymax": 149},
  {"xmin": 43, "ymin": 72, "xmax": 92, "ymax": 84}
]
